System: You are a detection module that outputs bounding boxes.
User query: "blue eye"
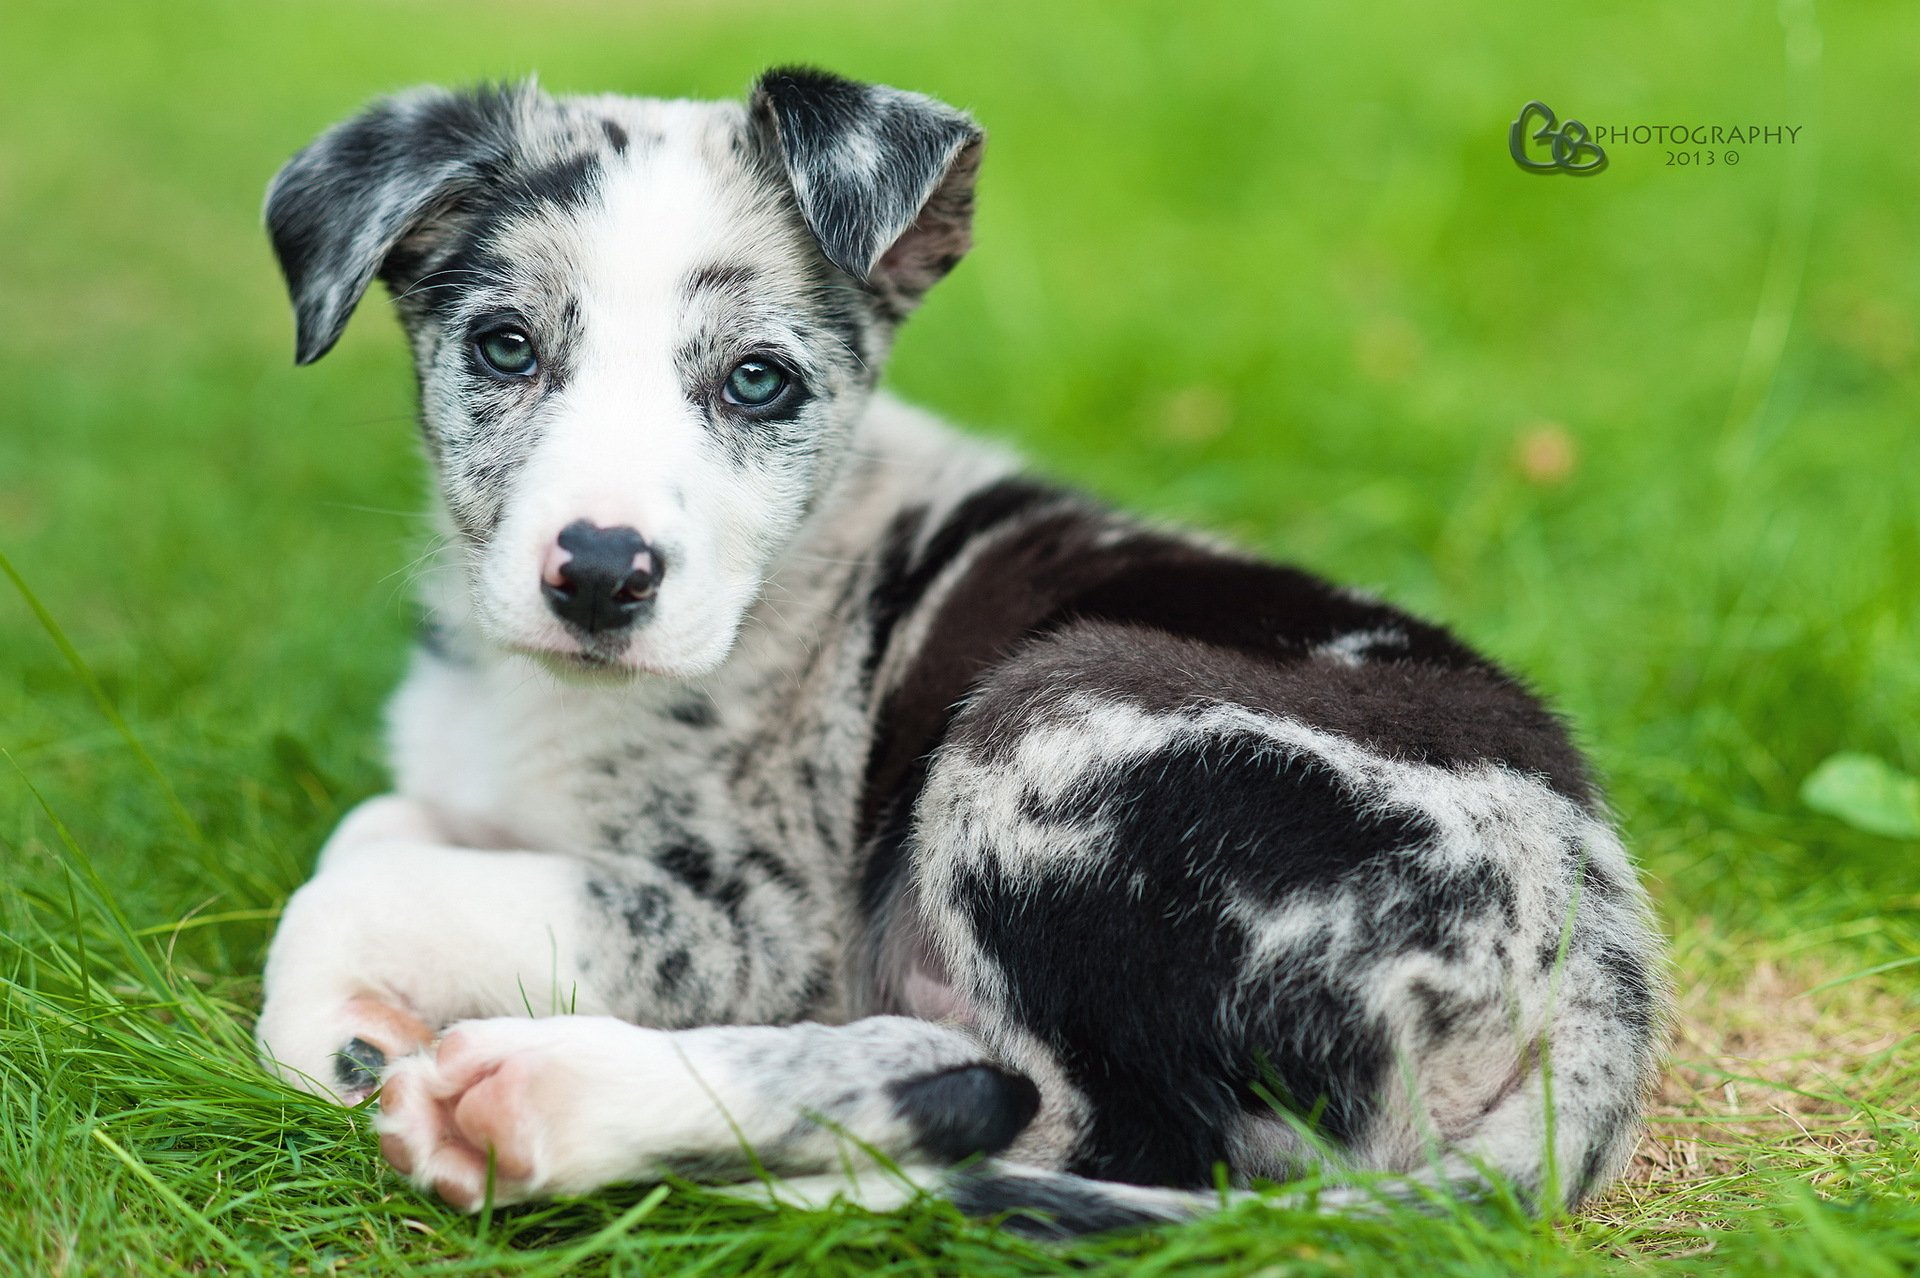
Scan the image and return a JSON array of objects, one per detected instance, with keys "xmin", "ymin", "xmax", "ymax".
[
  {"xmin": 723, "ymin": 359, "xmax": 788, "ymax": 408},
  {"xmin": 475, "ymin": 326, "xmax": 538, "ymax": 377}
]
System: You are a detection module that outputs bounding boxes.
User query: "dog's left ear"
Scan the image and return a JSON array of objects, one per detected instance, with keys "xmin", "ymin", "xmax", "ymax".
[{"xmin": 751, "ymin": 67, "xmax": 983, "ymax": 313}]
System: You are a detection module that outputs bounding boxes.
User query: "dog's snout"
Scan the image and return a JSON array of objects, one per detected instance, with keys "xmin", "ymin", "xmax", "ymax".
[{"xmin": 541, "ymin": 521, "xmax": 663, "ymax": 634}]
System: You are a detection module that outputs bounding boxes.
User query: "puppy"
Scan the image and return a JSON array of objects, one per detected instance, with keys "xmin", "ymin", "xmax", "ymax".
[{"xmin": 256, "ymin": 68, "xmax": 1663, "ymax": 1234}]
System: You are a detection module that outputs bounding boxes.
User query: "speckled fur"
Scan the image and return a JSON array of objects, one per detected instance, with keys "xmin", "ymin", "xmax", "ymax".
[{"xmin": 256, "ymin": 69, "xmax": 1665, "ymax": 1234}]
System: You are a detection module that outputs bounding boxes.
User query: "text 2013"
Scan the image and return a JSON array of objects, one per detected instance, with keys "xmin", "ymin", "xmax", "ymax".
[{"xmin": 1665, "ymin": 150, "xmax": 1741, "ymax": 167}]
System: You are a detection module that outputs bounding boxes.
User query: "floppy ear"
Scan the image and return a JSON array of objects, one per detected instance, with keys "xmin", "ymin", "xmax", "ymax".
[
  {"xmin": 265, "ymin": 84, "xmax": 526, "ymax": 364},
  {"xmin": 751, "ymin": 67, "xmax": 983, "ymax": 312}
]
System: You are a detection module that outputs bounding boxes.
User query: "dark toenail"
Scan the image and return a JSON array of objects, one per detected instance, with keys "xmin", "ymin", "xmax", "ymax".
[{"xmin": 335, "ymin": 1037, "xmax": 387, "ymax": 1091}]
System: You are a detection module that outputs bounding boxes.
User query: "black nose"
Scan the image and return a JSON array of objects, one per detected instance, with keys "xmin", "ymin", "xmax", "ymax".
[{"xmin": 542, "ymin": 521, "xmax": 663, "ymax": 634}]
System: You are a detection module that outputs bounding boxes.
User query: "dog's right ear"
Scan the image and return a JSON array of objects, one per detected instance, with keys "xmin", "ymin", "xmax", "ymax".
[{"xmin": 265, "ymin": 85, "xmax": 525, "ymax": 364}]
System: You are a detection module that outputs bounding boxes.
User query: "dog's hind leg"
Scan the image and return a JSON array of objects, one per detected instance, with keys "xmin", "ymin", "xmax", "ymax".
[{"xmin": 372, "ymin": 1014, "xmax": 1038, "ymax": 1210}]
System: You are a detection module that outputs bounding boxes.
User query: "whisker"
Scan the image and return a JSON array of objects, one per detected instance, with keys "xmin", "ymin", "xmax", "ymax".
[
  {"xmin": 389, "ymin": 268, "xmax": 492, "ymax": 304},
  {"xmin": 318, "ymin": 502, "xmax": 437, "ymax": 521}
]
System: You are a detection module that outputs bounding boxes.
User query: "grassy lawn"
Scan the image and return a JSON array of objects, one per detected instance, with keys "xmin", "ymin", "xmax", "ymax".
[{"xmin": 3, "ymin": 0, "xmax": 1917, "ymax": 1272}]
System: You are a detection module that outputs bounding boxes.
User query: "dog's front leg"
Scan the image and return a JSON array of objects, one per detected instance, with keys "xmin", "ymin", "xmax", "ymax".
[
  {"xmin": 373, "ymin": 1014, "xmax": 1039, "ymax": 1210},
  {"xmin": 256, "ymin": 795, "xmax": 614, "ymax": 1102}
]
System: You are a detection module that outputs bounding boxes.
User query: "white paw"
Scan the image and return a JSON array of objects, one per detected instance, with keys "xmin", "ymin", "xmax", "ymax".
[
  {"xmin": 259, "ymin": 821, "xmax": 614, "ymax": 1110},
  {"xmin": 258, "ymin": 823, "xmax": 444, "ymax": 1102},
  {"xmin": 374, "ymin": 1016, "xmax": 706, "ymax": 1210}
]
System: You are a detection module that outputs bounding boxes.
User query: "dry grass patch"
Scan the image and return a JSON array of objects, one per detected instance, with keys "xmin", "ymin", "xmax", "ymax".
[
  {"xmin": 1574, "ymin": 931, "xmax": 1918, "ymax": 1261},
  {"xmin": 1623, "ymin": 930, "xmax": 1917, "ymax": 1188}
]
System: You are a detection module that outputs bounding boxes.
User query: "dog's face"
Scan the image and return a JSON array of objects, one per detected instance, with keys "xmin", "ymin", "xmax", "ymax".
[{"xmin": 267, "ymin": 71, "xmax": 981, "ymax": 678}]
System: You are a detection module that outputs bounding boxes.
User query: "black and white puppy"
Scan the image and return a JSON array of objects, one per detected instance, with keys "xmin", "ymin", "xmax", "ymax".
[{"xmin": 257, "ymin": 69, "xmax": 1663, "ymax": 1233}]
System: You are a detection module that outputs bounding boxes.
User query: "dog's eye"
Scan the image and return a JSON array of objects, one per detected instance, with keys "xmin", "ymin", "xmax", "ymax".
[
  {"xmin": 474, "ymin": 326, "xmax": 538, "ymax": 378},
  {"xmin": 722, "ymin": 359, "xmax": 788, "ymax": 408}
]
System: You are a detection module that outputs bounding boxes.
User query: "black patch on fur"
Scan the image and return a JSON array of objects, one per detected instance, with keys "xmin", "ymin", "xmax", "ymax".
[
  {"xmin": 863, "ymin": 478, "xmax": 1061, "ymax": 688},
  {"xmin": 1407, "ymin": 978, "xmax": 1470, "ymax": 1041},
  {"xmin": 951, "ymin": 730, "xmax": 1445, "ymax": 1185},
  {"xmin": 515, "ymin": 151, "xmax": 602, "ymax": 214},
  {"xmin": 890, "ymin": 1064, "xmax": 1040, "ymax": 1161},
  {"xmin": 944, "ymin": 1169, "xmax": 1180, "ymax": 1238},
  {"xmin": 711, "ymin": 872, "xmax": 748, "ymax": 914},
  {"xmin": 684, "ymin": 263, "xmax": 761, "ymax": 298},
  {"xmin": 861, "ymin": 487, "xmax": 1591, "ymax": 853},
  {"xmin": 601, "ymin": 117, "xmax": 628, "ymax": 153},
  {"xmin": 1594, "ymin": 942, "xmax": 1659, "ymax": 1032},
  {"xmin": 654, "ymin": 946, "xmax": 691, "ymax": 993},
  {"xmin": 738, "ymin": 846, "xmax": 810, "ymax": 900},
  {"xmin": 657, "ymin": 842, "xmax": 718, "ymax": 896},
  {"xmin": 1056, "ymin": 732, "xmax": 1442, "ymax": 895},
  {"xmin": 667, "ymin": 695, "xmax": 718, "ymax": 728},
  {"xmin": 588, "ymin": 877, "xmax": 673, "ymax": 934}
]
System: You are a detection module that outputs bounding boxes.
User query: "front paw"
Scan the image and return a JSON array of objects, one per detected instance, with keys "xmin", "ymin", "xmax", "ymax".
[{"xmin": 374, "ymin": 1016, "xmax": 695, "ymax": 1209}]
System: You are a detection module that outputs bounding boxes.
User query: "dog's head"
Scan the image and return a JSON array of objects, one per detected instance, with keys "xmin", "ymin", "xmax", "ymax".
[{"xmin": 267, "ymin": 70, "xmax": 981, "ymax": 678}]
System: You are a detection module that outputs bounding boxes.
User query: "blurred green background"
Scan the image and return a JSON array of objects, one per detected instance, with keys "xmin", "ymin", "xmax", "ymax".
[{"xmin": 1, "ymin": 0, "xmax": 1916, "ymax": 1273}]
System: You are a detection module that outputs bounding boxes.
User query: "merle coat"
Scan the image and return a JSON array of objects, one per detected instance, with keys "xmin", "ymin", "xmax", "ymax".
[{"xmin": 255, "ymin": 69, "xmax": 1663, "ymax": 1235}]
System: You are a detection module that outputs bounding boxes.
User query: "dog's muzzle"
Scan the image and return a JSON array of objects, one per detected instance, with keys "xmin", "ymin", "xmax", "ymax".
[{"xmin": 541, "ymin": 520, "xmax": 663, "ymax": 635}]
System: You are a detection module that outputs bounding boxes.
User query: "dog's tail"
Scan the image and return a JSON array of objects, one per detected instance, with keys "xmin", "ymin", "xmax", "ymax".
[
  {"xmin": 724, "ymin": 1160, "xmax": 1214, "ymax": 1237},
  {"xmin": 730, "ymin": 1042, "xmax": 1648, "ymax": 1237},
  {"xmin": 727, "ymin": 1157, "xmax": 1532, "ymax": 1239},
  {"xmin": 941, "ymin": 1163, "xmax": 1258, "ymax": 1236}
]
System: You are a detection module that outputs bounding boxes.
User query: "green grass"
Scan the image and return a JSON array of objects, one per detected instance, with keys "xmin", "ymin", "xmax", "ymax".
[{"xmin": 3, "ymin": 0, "xmax": 1917, "ymax": 1272}]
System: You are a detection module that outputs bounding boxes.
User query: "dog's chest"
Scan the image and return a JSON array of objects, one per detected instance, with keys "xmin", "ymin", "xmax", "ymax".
[{"xmin": 387, "ymin": 588, "xmax": 876, "ymax": 896}]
